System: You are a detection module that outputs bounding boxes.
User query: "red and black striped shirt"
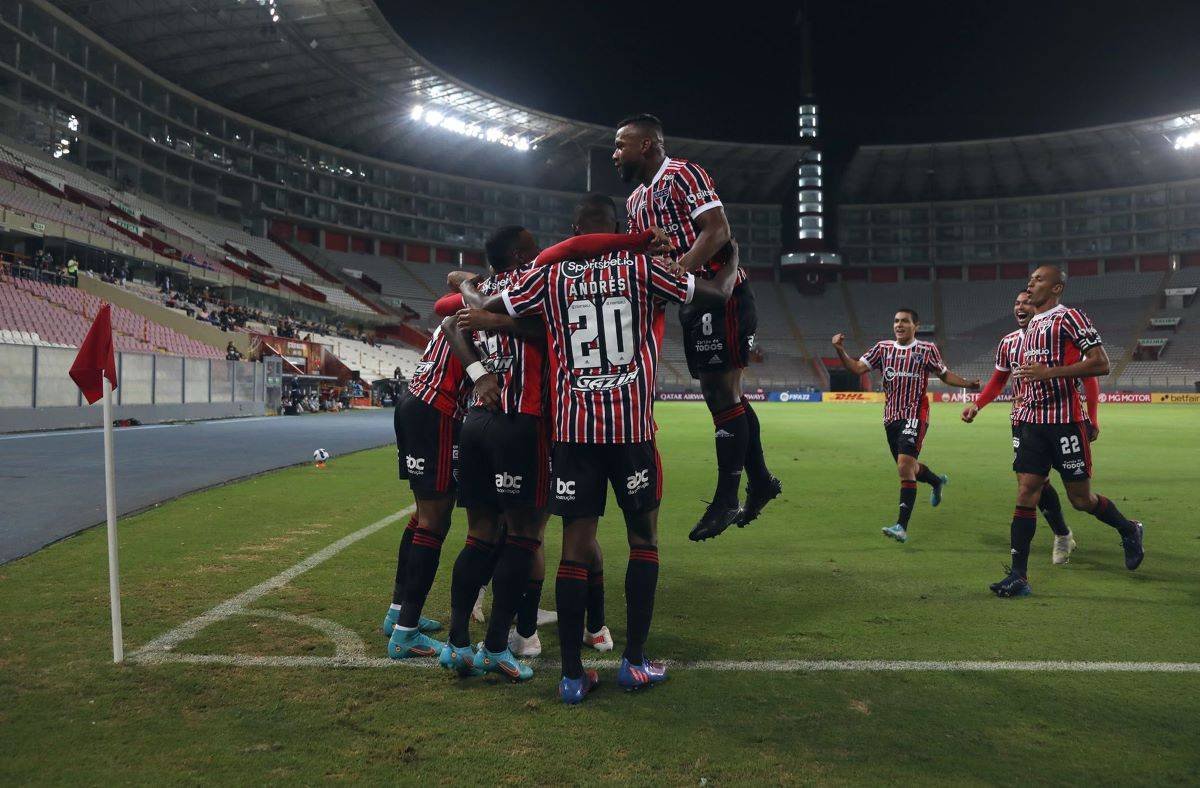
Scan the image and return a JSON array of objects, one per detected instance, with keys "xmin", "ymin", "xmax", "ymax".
[
  {"xmin": 469, "ymin": 264, "xmax": 545, "ymax": 416},
  {"xmin": 625, "ymin": 157, "xmax": 746, "ymax": 285},
  {"xmin": 860, "ymin": 340, "xmax": 946, "ymax": 423},
  {"xmin": 502, "ymin": 253, "xmax": 695, "ymax": 444},
  {"xmin": 994, "ymin": 329, "xmax": 1026, "ymax": 426},
  {"xmin": 1012, "ymin": 304, "xmax": 1102, "ymax": 424},
  {"xmin": 407, "ymin": 326, "xmax": 469, "ymax": 419}
]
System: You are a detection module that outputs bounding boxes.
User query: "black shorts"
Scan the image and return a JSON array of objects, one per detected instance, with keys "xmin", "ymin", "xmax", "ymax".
[
  {"xmin": 885, "ymin": 418, "xmax": 928, "ymax": 460},
  {"xmin": 394, "ymin": 392, "xmax": 409, "ymax": 480},
  {"xmin": 457, "ymin": 409, "xmax": 549, "ymax": 511},
  {"xmin": 1012, "ymin": 421, "xmax": 1092, "ymax": 482},
  {"xmin": 396, "ymin": 394, "xmax": 460, "ymax": 499},
  {"xmin": 549, "ymin": 441, "xmax": 662, "ymax": 519},
  {"xmin": 679, "ymin": 279, "xmax": 757, "ymax": 379}
]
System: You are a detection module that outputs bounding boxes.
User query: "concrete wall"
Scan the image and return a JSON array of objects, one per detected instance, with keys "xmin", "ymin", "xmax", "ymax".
[{"xmin": 0, "ymin": 400, "xmax": 266, "ymax": 433}]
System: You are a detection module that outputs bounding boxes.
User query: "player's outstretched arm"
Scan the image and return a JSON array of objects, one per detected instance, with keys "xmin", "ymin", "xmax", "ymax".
[
  {"xmin": 831, "ymin": 333, "xmax": 870, "ymax": 375},
  {"xmin": 1015, "ymin": 345, "xmax": 1110, "ymax": 381},
  {"xmin": 535, "ymin": 229, "xmax": 672, "ymax": 266},
  {"xmin": 439, "ymin": 315, "xmax": 500, "ymax": 410},
  {"xmin": 938, "ymin": 368, "xmax": 982, "ymax": 390},
  {"xmin": 678, "ymin": 207, "xmax": 732, "ymax": 272},
  {"xmin": 689, "ymin": 239, "xmax": 740, "ymax": 305},
  {"xmin": 456, "ymin": 310, "xmax": 544, "ymax": 343},
  {"xmin": 457, "ymin": 279, "xmax": 507, "ymax": 314},
  {"xmin": 963, "ymin": 368, "xmax": 1009, "ymax": 422}
]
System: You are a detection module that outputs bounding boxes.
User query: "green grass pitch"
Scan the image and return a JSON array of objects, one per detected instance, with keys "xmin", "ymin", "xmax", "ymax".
[{"xmin": 2, "ymin": 402, "xmax": 1199, "ymax": 784}]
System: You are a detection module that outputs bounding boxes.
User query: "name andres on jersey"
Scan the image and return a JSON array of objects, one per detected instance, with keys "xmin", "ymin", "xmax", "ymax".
[{"xmin": 567, "ymin": 277, "xmax": 629, "ymax": 299}]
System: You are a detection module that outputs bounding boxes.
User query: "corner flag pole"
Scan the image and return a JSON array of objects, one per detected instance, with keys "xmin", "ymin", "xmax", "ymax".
[{"xmin": 101, "ymin": 375, "xmax": 124, "ymax": 663}]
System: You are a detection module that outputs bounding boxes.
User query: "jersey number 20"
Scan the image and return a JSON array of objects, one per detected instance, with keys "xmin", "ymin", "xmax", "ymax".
[{"xmin": 568, "ymin": 297, "xmax": 634, "ymax": 369}]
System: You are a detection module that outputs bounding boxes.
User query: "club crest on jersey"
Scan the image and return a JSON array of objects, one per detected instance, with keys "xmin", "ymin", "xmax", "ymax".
[
  {"xmin": 652, "ymin": 183, "xmax": 671, "ymax": 209},
  {"xmin": 574, "ymin": 371, "xmax": 639, "ymax": 391}
]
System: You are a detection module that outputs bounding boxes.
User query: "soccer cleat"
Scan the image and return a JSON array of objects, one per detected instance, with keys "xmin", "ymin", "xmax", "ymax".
[
  {"xmin": 471, "ymin": 586, "xmax": 487, "ymax": 623},
  {"xmin": 989, "ymin": 566, "xmax": 1032, "ymax": 598},
  {"xmin": 1121, "ymin": 521, "xmax": 1145, "ymax": 571},
  {"xmin": 438, "ymin": 642, "xmax": 482, "ymax": 677},
  {"xmin": 930, "ymin": 475, "xmax": 949, "ymax": 507},
  {"xmin": 881, "ymin": 524, "xmax": 908, "ymax": 543},
  {"xmin": 1051, "ymin": 532, "xmax": 1077, "ymax": 565},
  {"xmin": 558, "ymin": 670, "xmax": 600, "ymax": 705},
  {"xmin": 387, "ymin": 626, "xmax": 444, "ymax": 659},
  {"xmin": 474, "ymin": 646, "xmax": 533, "ymax": 682},
  {"xmin": 536, "ymin": 608, "xmax": 558, "ymax": 626},
  {"xmin": 617, "ymin": 656, "xmax": 668, "ymax": 691},
  {"xmin": 735, "ymin": 476, "xmax": 783, "ymax": 527},
  {"xmin": 583, "ymin": 625, "xmax": 614, "ymax": 652},
  {"xmin": 507, "ymin": 628, "xmax": 542, "ymax": 658},
  {"xmin": 380, "ymin": 607, "xmax": 441, "ymax": 637},
  {"xmin": 688, "ymin": 500, "xmax": 741, "ymax": 541}
]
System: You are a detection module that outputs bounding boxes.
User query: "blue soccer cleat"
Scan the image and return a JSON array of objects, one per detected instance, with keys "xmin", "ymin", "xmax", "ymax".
[
  {"xmin": 931, "ymin": 475, "xmax": 949, "ymax": 507},
  {"xmin": 387, "ymin": 626, "xmax": 443, "ymax": 659},
  {"xmin": 881, "ymin": 524, "xmax": 908, "ymax": 543},
  {"xmin": 617, "ymin": 656, "xmax": 668, "ymax": 691},
  {"xmin": 473, "ymin": 646, "xmax": 533, "ymax": 682},
  {"xmin": 558, "ymin": 669, "xmax": 600, "ymax": 705},
  {"xmin": 438, "ymin": 642, "xmax": 483, "ymax": 677},
  {"xmin": 380, "ymin": 607, "xmax": 442, "ymax": 637},
  {"xmin": 989, "ymin": 566, "xmax": 1032, "ymax": 598}
]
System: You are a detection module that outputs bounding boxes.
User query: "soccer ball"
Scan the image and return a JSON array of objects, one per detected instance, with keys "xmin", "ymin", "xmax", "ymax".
[{"xmin": 313, "ymin": 448, "xmax": 330, "ymax": 467}]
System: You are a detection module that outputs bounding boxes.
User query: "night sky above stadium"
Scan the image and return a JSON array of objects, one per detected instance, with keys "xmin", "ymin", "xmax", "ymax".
[{"xmin": 392, "ymin": 0, "xmax": 1200, "ymax": 174}]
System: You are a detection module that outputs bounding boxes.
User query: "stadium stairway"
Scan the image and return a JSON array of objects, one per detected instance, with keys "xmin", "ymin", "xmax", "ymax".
[
  {"xmin": 840, "ymin": 279, "xmax": 865, "ymax": 344},
  {"xmin": 1109, "ymin": 267, "xmax": 1174, "ymax": 382}
]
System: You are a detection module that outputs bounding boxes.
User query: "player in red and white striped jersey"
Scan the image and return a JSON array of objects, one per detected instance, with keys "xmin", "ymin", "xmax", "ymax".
[
  {"xmin": 615, "ymin": 113, "xmax": 780, "ymax": 542},
  {"xmin": 989, "ymin": 265, "xmax": 1144, "ymax": 598},
  {"xmin": 962, "ymin": 290, "xmax": 1100, "ymax": 566},
  {"xmin": 832, "ymin": 309, "xmax": 979, "ymax": 543},
  {"xmin": 456, "ymin": 194, "xmax": 740, "ymax": 703}
]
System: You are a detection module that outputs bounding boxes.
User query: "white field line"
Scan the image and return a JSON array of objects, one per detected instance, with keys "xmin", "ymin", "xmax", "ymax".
[{"xmin": 130, "ymin": 503, "xmax": 1200, "ymax": 674}]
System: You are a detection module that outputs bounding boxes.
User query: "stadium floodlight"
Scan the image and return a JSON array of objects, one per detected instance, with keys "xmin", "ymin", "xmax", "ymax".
[
  {"xmin": 410, "ymin": 104, "xmax": 534, "ymax": 151},
  {"xmin": 1175, "ymin": 130, "xmax": 1200, "ymax": 151}
]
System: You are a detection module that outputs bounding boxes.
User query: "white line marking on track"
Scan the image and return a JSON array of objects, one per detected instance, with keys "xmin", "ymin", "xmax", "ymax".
[{"xmin": 132, "ymin": 505, "xmax": 415, "ymax": 658}]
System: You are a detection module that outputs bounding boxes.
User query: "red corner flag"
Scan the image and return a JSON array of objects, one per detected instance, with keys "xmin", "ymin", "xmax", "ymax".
[{"xmin": 69, "ymin": 304, "xmax": 118, "ymax": 404}]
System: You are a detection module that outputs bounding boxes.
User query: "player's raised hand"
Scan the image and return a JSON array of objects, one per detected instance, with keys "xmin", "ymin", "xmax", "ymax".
[
  {"xmin": 961, "ymin": 403, "xmax": 980, "ymax": 423},
  {"xmin": 832, "ymin": 332, "xmax": 846, "ymax": 349},
  {"xmin": 456, "ymin": 307, "xmax": 503, "ymax": 332},
  {"xmin": 645, "ymin": 227, "xmax": 673, "ymax": 255},
  {"xmin": 473, "ymin": 373, "xmax": 501, "ymax": 411},
  {"xmin": 446, "ymin": 270, "xmax": 477, "ymax": 292}
]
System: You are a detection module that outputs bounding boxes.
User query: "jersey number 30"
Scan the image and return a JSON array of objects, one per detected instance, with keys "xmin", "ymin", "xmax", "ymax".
[{"xmin": 569, "ymin": 297, "xmax": 634, "ymax": 369}]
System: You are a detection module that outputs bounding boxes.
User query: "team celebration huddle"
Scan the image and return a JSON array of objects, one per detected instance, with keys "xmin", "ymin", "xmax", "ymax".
[{"xmin": 382, "ymin": 114, "xmax": 1144, "ymax": 705}]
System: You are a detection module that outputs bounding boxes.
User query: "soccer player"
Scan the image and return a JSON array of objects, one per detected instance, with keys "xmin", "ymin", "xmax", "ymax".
[
  {"xmin": 457, "ymin": 193, "xmax": 739, "ymax": 704},
  {"xmin": 989, "ymin": 265, "xmax": 1144, "ymax": 597},
  {"xmin": 831, "ymin": 311, "xmax": 980, "ymax": 542},
  {"xmin": 962, "ymin": 290, "xmax": 1100, "ymax": 565},
  {"xmin": 615, "ymin": 114, "xmax": 781, "ymax": 541}
]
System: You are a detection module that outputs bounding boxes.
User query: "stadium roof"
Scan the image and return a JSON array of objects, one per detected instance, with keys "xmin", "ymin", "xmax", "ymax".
[
  {"xmin": 48, "ymin": 0, "xmax": 804, "ymax": 203},
  {"xmin": 840, "ymin": 110, "xmax": 1200, "ymax": 204}
]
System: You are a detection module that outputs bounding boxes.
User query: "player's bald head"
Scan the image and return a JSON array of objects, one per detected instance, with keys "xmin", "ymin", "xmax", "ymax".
[{"xmin": 1035, "ymin": 264, "xmax": 1067, "ymax": 287}]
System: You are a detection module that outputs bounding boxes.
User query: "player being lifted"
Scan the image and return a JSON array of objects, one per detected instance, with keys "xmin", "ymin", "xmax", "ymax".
[
  {"xmin": 832, "ymin": 310, "xmax": 980, "ymax": 543},
  {"xmin": 962, "ymin": 290, "xmax": 1100, "ymax": 565},
  {"xmin": 615, "ymin": 114, "xmax": 780, "ymax": 541},
  {"xmin": 457, "ymin": 194, "xmax": 739, "ymax": 704},
  {"xmin": 989, "ymin": 265, "xmax": 1144, "ymax": 598}
]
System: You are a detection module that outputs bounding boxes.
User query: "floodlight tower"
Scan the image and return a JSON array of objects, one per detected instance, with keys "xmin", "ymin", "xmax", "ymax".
[{"xmin": 794, "ymin": 3, "xmax": 824, "ymax": 254}]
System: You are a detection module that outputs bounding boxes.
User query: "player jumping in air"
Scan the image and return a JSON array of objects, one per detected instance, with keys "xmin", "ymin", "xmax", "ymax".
[
  {"xmin": 615, "ymin": 114, "xmax": 781, "ymax": 541},
  {"xmin": 832, "ymin": 310, "xmax": 980, "ymax": 543},
  {"xmin": 962, "ymin": 290, "xmax": 1100, "ymax": 565},
  {"xmin": 458, "ymin": 194, "xmax": 739, "ymax": 704},
  {"xmin": 990, "ymin": 265, "xmax": 1144, "ymax": 598}
]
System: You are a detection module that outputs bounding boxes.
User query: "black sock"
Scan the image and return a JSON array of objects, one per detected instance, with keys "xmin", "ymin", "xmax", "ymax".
[
  {"xmin": 1038, "ymin": 483, "xmax": 1070, "ymax": 537},
  {"xmin": 1010, "ymin": 506, "xmax": 1037, "ymax": 576},
  {"xmin": 712, "ymin": 402, "xmax": 748, "ymax": 506},
  {"xmin": 916, "ymin": 463, "xmax": 941, "ymax": 487},
  {"xmin": 515, "ymin": 579, "xmax": 543, "ymax": 638},
  {"xmin": 624, "ymin": 545, "xmax": 659, "ymax": 665},
  {"xmin": 556, "ymin": 561, "xmax": 589, "ymax": 680},
  {"xmin": 484, "ymin": 536, "xmax": 540, "ymax": 653},
  {"xmin": 390, "ymin": 515, "xmax": 418, "ymax": 605},
  {"xmin": 741, "ymin": 398, "xmax": 771, "ymax": 487},
  {"xmin": 1089, "ymin": 495, "xmax": 1136, "ymax": 536},
  {"xmin": 397, "ymin": 527, "xmax": 444, "ymax": 629},
  {"xmin": 897, "ymin": 481, "xmax": 917, "ymax": 528},
  {"xmin": 586, "ymin": 570, "xmax": 606, "ymax": 633},
  {"xmin": 448, "ymin": 536, "xmax": 495, "ymax": 647}
]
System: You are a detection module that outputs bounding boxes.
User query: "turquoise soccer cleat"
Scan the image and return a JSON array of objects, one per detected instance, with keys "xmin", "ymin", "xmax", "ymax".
[
  {"xmin": 473, "ymin": 646, "xmax": 534, "ymax": 682},
  {"xmin": 931, "ymin": 475, "xmax": 949, "ymax": 507},
  {"xmin": 881, "ymin": 524, "xmax": 908, "ymax": 543},
  {"xmin": 387, "ymin": 626, "xmax": 443, "ymax": 659},
  {"xmin": 438, "ymin": 642, "xmax": 483, "ymax": 677},
  {"xmin": 380, "ymin": 607, "xmax": 441, "ymax": 637}
]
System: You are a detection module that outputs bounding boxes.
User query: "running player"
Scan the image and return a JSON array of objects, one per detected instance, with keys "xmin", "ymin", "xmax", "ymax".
[
  {"xmin": 457, "ymin": 193, "xmax": 739, "ymax": 704},
  {"xmin": 615, "ymin": 114, "xmax": 780, "ymax": 541},
  {"xmin": 962, "ymin": 290, "xmax": 1100, "ymax": 565},
  {"xmin": 832, "ymin": 310, "xmax": 980, "ymax": 542},
  {"xmin": 990, "ymin": 265, "xmax": 1144, "ymax": 597}
]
